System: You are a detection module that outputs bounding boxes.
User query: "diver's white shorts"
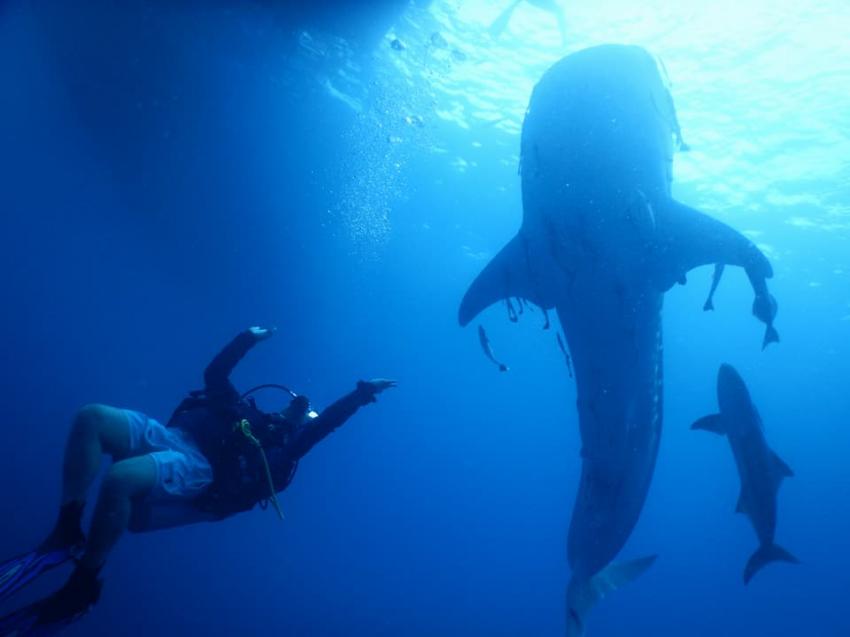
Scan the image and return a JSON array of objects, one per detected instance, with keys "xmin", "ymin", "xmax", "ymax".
[
  {"xmin": 123, "ymin": 409, "xmax": 219, "ymax": 532},
  {"xmin": 123, "ymin": 409, "xmax": 213, "ymax": 499}
]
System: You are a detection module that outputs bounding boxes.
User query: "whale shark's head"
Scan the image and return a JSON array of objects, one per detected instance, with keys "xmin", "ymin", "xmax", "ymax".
[
  {"xmin": 518, "ymin": 44, "xmax": 684, "ymax": 256},
  {"xmin": 717, "ymin": 363, "xmax": 752, "ymax": 416}
]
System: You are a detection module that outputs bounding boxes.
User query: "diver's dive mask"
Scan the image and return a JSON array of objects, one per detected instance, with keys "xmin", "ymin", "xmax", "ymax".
[
  {"xmin": 282, "ymin": 394, "xmax": 319, "ymax": 426},
  {"xmin": 240, "ymin": 383, "xmax": 319, "ymax": 425}
]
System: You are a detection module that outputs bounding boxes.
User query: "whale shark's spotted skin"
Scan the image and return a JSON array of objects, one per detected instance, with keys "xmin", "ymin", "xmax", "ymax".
[{"xmin": 459, "ymin": 44, "xmax": 779, "ymax": 635}]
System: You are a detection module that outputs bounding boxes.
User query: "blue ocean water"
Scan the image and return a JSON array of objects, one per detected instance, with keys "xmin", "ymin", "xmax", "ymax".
[{"xmin": 0, "ymin": 1, "xmax": 848, "ymax": 635}]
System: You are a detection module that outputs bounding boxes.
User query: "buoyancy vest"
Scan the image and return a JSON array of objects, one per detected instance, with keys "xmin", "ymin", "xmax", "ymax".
[{"xmin": 167, "ymin": 388, "xmax": 299, "ymax": 518}]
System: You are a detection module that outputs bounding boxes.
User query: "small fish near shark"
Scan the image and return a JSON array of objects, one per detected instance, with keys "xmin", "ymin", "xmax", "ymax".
[
  {"xmin": 459, "ymin": 44, "xmax": 780, "ymax": 635},
  {"xmin": 701, "ymin": 263, "xmax": 779, "ymax": 349},
  {"xmin": 693, "ymin": 364, "xmax": 798, "ymax": 584},
  {"xmin": 477, "ymin": 325, "xmax": 508, "ymax": 372},
  {"xmin": 703, "ymin": 263, "xmax": 725, "ymax": 311}
]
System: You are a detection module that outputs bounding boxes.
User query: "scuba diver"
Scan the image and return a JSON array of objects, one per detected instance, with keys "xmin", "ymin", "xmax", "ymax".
[
  {"xmin": 489, "ymin": 1, "xmax": 567, "ymax": 48},
  {"xmin": 0, "ymin": 326, "xmax": 396, "ymax": 634}
]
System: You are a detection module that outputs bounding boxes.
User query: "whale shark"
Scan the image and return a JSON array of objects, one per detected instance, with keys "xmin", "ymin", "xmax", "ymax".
[
  {"xmin": 692, "ymin": 364, "xmax": 798, "ymax": 584},
  {"xmin": 458, "ymin": 44, "xmax": 779, "ymax": 635}
]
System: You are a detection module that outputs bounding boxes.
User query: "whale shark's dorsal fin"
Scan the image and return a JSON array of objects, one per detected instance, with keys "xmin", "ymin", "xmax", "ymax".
[
  {"xmin": 458, "ymin": 233, "xmax": 553, "ymax": 326},
  {"xmin": 738, "ymin": 453, "xmax": 792, "ymax": 515},
  {"xmin": 770, "ymin": 450, "xmax": 794, "ymax": 483}
]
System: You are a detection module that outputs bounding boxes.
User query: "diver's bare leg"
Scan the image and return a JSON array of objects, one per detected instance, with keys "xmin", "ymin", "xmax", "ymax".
[
  {"xmin": 41, "ymin": 405, "xmax": 134, "ymax": 549},
  {"xmin": 61, "ymin": 404, "xmax": 132, "ymax": 505},
  {"xmin": 80, "ymin": 455, "xmax": 156, "ymax": 569},
  {"xmin": 31, "ymin": 457, "xmax": 155, "ymax": 620}
]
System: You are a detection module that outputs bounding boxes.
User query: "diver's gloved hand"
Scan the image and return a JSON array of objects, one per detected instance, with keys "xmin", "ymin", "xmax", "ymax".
[
  {"xmin": 248, "ymin": 326, "xmax": 276, "ymax": 341},
  {"xmin": 357, "ymin": 379, "xmax": 397, "ymax": 403}
]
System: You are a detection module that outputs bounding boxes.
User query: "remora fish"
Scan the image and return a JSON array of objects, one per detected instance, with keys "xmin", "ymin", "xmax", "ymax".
[
  {"xmin": 703, "ymin": 263, "xmax": 725, "ymax": 311},
  {"xmin": 692, "ymin": 364, "xmax": 798, "ymax": 584},
  {"xmin": 478, "ymin": 325, "xmax": 508, "ymax": 372},
  {"xmin": 458, "ymin": 45, "xmax": 779, "ymax": 635}
]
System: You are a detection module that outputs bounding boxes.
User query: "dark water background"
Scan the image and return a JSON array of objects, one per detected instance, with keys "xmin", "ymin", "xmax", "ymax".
[{"xmin": 1, "ymin": 1, "xmax": 848, "ymax": 635}]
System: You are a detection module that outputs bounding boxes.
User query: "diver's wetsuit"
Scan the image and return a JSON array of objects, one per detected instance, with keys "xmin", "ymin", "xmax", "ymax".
[
  {"xmin": 182, "ymin": 329, "xmax": 378, "ymax": 518},
  {"xmin": 203, "ymin": 329, "xmax": 376, "ymax": 456}
]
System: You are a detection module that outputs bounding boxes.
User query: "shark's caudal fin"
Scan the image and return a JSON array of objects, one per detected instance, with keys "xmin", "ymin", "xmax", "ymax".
[
  {"xmin": 762, "ymin": 324, "xmax": 780, "ymax": 349},
  {"xmin": 565, "ymin": 556, "xmax": 657, "ymax": 636},
  {"xmin": 753, "ymin": 293, "xmax": 780, "ymax": 349},
  {"xmin": 458, "ymin": 234, "xmax": 551, "ymax": 326},
  {"xmin": 743, "ymin": 543, "xmax": 799, "ymax": 584}
]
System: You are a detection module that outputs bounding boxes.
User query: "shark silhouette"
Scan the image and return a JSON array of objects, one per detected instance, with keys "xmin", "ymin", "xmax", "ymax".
[{"xmin": 459, "ymin": 44, "xmax": 779, "ymax": 635}]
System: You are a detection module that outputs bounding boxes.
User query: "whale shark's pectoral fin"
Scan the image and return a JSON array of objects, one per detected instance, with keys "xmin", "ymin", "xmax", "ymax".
[
  {"xmin": 459, "ymin": 233, "xmax": 552, "ymax": 326},
  {"xmin": 655, "ymin": 200, "xmax": 773, "ymax": 291},
  {"xmin": 656, "ymin": 200, "xmax": 779, "ymax": 347},
  {"xmin": 691, "ymin": 414, "xmax": 724, "ymax": 434}
]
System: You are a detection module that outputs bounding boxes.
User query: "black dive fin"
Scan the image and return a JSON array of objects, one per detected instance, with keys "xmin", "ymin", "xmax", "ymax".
[
  {"xmin": 0, "ymin": 564, "xmax": 103, "ymax": 635},
  {"xmin": 655, "ymin": 200, "xmax": 773, "ymax": 292},
  {"xmin": 0, "ymin": 547, "xmax": 78, "ymax": 605},
  {"xmin": 458, "ymin": 233, "xmax": 550, "ymax": 326},
  {"xmin": 691, "ymin": 414, "xmax": 725, "ymax": 434}
]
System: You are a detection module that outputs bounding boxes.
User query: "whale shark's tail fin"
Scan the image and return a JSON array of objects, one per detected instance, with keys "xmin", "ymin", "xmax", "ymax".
[
  {"xmin": 565, "ymin": 555, "xmax": 657, "ymax": 636},
  {"xmin": 743, "ymin": 543, "xmax": 798, "ymax": 584}
]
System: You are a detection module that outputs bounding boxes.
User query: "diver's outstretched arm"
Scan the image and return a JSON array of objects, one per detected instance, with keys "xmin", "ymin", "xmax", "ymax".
[
  {"xmin": 289, "ymin": 380, "xmax": 395, "ymax": 458},
  {"xmin": 203, "ymin": 326, "xmax": 275, "ymax": 400}
]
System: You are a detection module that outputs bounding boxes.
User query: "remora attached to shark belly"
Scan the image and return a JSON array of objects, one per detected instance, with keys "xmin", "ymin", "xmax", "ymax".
[{"xmin": 458, "ymin": 44, "xmax": 779, "ymax": 635}]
